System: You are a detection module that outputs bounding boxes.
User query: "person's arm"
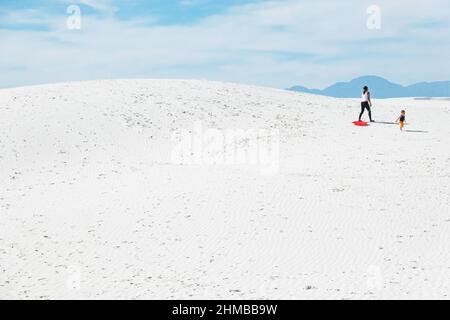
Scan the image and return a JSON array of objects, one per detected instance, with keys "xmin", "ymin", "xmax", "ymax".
[
  {"xmin": 368, "ymin": 92, "xmax": 372, "ymax": 106},
  {"xmin": 396, "ymin": 116, "xmax": 400, "ymax": 123}
]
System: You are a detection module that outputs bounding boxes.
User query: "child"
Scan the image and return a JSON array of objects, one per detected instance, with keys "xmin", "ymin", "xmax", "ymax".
[{"xmin": 396, "ymin": 110, "xmax": 406, "ymax": 131}]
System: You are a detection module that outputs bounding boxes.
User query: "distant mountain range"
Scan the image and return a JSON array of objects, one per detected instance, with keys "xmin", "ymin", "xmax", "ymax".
[{"xmin": 287, "ymin": 76, "xmax": 450, "ymax": 98}]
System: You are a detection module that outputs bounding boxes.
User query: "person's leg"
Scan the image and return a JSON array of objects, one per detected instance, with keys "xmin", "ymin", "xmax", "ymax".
[
  {"xmin": 367, "ymin": 106, "xmax": 373, "ymax": 122},
  {"xmin": 359, "ymin": 103, "xmax": 365, "ymax": 121}
]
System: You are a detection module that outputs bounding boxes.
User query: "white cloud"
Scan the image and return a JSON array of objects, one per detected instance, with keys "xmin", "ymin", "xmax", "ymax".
[
  {"xmin": 1, "ymin": 0, "xmax": 449, "ymax": 89},
  {"xmin": 178, "ymin": 0, "xmax": 210, "ymax": 6},
  {"xmin": 64, "ymin": 0, "xmax": 118, "ymax": 13}
]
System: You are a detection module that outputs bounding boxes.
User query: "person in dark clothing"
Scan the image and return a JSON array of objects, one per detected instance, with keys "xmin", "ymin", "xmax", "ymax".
[{"xmin": 359, "ymin": 86, "xmax": 374, "ymax": 122}]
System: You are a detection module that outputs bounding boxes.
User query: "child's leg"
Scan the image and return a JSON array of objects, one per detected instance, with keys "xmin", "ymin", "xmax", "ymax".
[{"xmin": 400, "ymin": 121, "xmax": 404, "ymax": 131}]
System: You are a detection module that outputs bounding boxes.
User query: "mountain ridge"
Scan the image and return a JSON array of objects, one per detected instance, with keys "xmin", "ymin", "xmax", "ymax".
[{"xmin": 288, "ymin": 76, "xmax": 450, "ymax": 98}]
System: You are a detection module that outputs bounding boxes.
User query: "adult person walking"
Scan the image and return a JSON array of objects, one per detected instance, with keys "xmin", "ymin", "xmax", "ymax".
[{"xmin": 359, "ymin": 86, "xmax": 375, "ymax": 122}]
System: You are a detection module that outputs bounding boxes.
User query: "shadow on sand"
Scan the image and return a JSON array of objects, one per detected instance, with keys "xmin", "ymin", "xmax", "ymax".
[
  {"xmin": 374, "ymin": 121, "xmax": 397, "ymax": 125},
  {"xmin": 405, "ymin": 130, "xmax": 429, "ymax": 133},
  {"xmin": 374, "ymin": 121, "xmax": 429, "ymax": 133}
]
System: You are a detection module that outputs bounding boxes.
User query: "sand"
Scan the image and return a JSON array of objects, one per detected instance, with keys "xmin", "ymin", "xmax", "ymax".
[{"xmin": 0, "ymin": 79, "xmax": 449, "ymax": 299}]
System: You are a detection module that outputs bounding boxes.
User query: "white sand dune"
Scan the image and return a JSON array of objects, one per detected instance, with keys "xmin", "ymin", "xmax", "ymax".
[{"xmin": 0, "ymin": 79, "xmax": 449, "ymax": 299}]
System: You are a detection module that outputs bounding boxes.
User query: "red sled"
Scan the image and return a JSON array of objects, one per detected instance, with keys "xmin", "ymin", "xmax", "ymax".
[{"xmin": 352, "ymin": 121, "xmax": 369, "ymax": 126}]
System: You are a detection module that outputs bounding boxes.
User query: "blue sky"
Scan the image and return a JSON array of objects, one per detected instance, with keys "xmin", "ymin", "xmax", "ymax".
[
  {"xmin": 1, "ymin": 0, "xmax": 449, "ymax": 89},
  {"xmin": 0, "ymin": 0, "xmax": 261, "ymax": 25}
]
